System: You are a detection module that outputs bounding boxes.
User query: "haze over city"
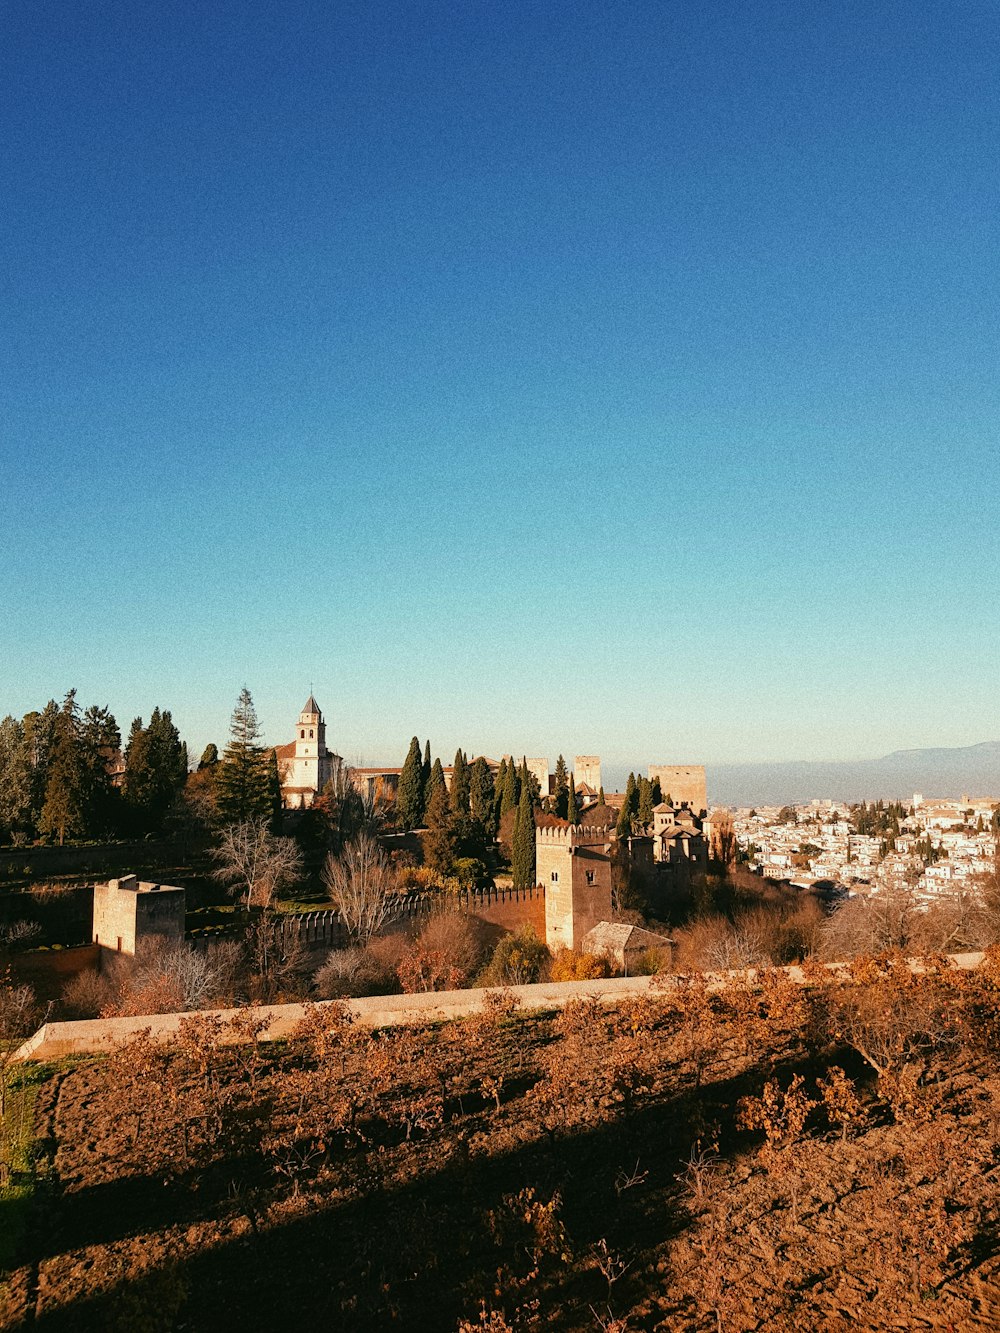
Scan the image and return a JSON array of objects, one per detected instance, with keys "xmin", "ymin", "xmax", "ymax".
[{"xmin": 4, "ymin": 1, "xmax": 998, "ymax": 772}]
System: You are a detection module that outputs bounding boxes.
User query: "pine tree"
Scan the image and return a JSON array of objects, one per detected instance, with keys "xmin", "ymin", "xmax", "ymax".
[
  {"xmin": 638, "ymin": 776, "xmax": 654, "ymax": 828},
  {"xmin": 78, "ymin": 704, "xmax": 121, "ymax": 837},
  {"xmin": 450, "ymin": 748, "xmax": 471, "ymax": 816},
  {"xmin": 398, "ymin": 736, "xmax": 425, "ymax": 830},
  {"xmin": 511, "ymin": 772, "xmax": 536, "ymax": 889},
  {"xmin": 567, "ymin": 773, "xmax": 578, "ymax": 825},
  {"xmin": 39, "ymin": 693, "xmax": 85, "ymax": 845},
  {"xmin": 215, "ymin": 687, "xmax": 272, "ymax": 826},
  {"xmin": 0, "ymin": 716, "xmax": 32, "ymax": 842},
  {"xmin": 553, "ymin": 755, "xmax": 569, "ymax": 820}
]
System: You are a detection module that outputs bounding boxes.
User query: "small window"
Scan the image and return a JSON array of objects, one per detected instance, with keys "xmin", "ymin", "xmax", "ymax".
[
  {"xmin": 116, "ymin": 937, "xmax": 123, "ymax": 952},
  {"xmin": 309, "ymin": 729, "xmax": 314, "ymax": 739},
  {"xmin": 586, "ymin": 871, "xmax": 596, "ymax": 885},
  {"xmin": 300, "ymin": 729, "xmax": 305, "ymax": 739},
  {"xmin": 550, "ymin": 871, "xmax": 559, "ymax": 883}
]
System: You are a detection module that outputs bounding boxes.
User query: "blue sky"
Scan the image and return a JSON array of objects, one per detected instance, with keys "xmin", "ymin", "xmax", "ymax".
[{"xmin": 2, "ymin": 0, "xmax": 998, "ymax": 769}]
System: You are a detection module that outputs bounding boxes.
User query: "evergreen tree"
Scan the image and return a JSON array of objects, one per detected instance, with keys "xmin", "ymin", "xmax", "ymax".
[
  {"xmin": 616, "ymin": 773, "xmax": 638, "ymax": 838},
  {"xmin": 23, "ymin": 700, "xmax": 60, "ymax": 833},
  {"xmin": 567, "ymin": 773, "xmax": 578, "ymax": 825},
  {"xmin": 598, "ymin": 785, "xmax": 605, "ymax": 806},
  {"xmin": 499, "ymin": 758, "xmax": 518, "ymax": 820},
  {"xmin": 78, "ymin": 704, "xmax": 121, "ymax": 837},
  {"xmin": 553, "ymin": 755, "xmax": 569, "ymax": 820},
  {"xmin": 426, "ymin": 757, "xmax": 447, "ymax": 806},
  {"xmin": 450, "ymin": 748, "xmax": 471, "ymax": 816},
  {"xmin": 215, "ymin": 687, "xmax": 272, "ymax": 826},
  {"xmin": 39, "ymin": 693, "xmax": 85, "ymax": 845},
  {"xmin": 638, "ymin": 776, "xmax": 654, "ymax": 828},
  {"xmin": 650, "ymin": 777, "xmax": 662, "ymax": 807},
  {"xmin": 511, "ymin": 773, "xmax": 536, "ymax": 889},
  {"xmin": 0, "ymin": 717, "xmax": 33, "ymax": 843},
  {"xmin": 267, "ymin": 749, "xmax": 284, "ymax": 831},
  {"xmin": 422, "ymin": 740, "xmax": 432, "ymax": 790},
  {"xmin": 469, "ymin": 756, "xmax": 496, "ymax": 836},
  {"xmin": 423, "ymin": 778, "xmax": 457, "ymax": 875},
  {"xmin": 398, "ymin": 736, "xmax": 425, "ymax": 830}
]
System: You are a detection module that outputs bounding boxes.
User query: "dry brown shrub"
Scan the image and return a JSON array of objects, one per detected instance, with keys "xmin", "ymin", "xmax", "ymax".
[{"xmin": 549, "ymin": 948, "xmax": 609, "ymax": 982}]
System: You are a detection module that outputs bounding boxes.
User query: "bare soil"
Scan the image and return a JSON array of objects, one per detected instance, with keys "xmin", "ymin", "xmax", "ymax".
[{"xmin": 2, "ymin": 963, "xmax": 999, "ymax": 1331}]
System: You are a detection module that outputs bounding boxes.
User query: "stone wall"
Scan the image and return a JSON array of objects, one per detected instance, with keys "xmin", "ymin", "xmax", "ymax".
[
  {"xmin": 648, "ymin": 764, "xmax": 707, "ymax": 813},
  {"xmin": 16, "ymin": 952, "xmax": 988, "ymax": 1064}
]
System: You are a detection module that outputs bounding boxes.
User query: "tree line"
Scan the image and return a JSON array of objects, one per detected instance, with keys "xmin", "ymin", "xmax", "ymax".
[{"xmin": 0, "ymin": 690, "xmax": 187, "ymax": 845}]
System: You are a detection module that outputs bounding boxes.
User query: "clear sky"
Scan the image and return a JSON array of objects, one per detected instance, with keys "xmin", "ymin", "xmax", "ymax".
[{"xmin": 2, "ymin": 0, "xmax": 998, "ymax": 770}]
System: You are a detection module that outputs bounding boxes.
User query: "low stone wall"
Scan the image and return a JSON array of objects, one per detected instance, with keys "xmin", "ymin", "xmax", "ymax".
[
  {"xmin": 13, "ymin": 952, "xmax": 986, "ymax": 1064},
  {"xmin": 9, "ymin": 944, "xmax": 100, "ymax": 1001}
]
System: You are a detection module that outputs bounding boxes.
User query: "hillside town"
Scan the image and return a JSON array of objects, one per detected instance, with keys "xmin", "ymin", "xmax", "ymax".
[{"xmin": 735, "ymin": 793, "xmax": 999, "ymax": 902}]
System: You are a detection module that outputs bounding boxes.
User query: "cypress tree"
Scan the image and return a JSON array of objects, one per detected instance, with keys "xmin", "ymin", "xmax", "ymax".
[
  {"xmin": 616, "ymin": 773, "xmax": 638, "ymax": 838},
  {"xmin": 422, "ymin": 740, "xmax": 432, "ymax": 790},
  {"xmin": 215, "ymin": 687, "xmax": 271, "ymax": 826},
  {"xmin": 450, "ymin": 748, "xmax": 471, "ymax": 816},
  {"xmin": 511, "ymin": 774, "xmax": 536, "ymax": 889},
  {"xmin": 638, "ymin": 776, "xmax": 654, "ymax": 828},
  {"xmin": 553, "ymin": 755, "xmax": 569, "ymax": 820},
  {"xmin": 598, "ymin": 785, "xmax": 605, "ymax": 806},
  {"xmin": 566, "ymin": 773, "xmax": 578, "ymax": 825},
  {"xmin": 470, "ymin": 756, "xmax": 496, "ymax": 836},
  {"xmin": 499, "ymin": 758, "xmax": 518, "ymax": 819},
  {"xmin": 423, "ymin": 778, "xmax": 457, "ymax": 876},
  {"xmin": 650, "ymin": 777, "xmax": 662, "ymax": 807},
  {"xmin": 427, "ymin": 757, "xmax": 447, "ymax": 806},
  {"xmin": 199, "ymin": 743, "xmax": 219, "ymax": 769},
  {"xmin": 398, "ymin": 736, "xmax": 425, "ymax": 830}
]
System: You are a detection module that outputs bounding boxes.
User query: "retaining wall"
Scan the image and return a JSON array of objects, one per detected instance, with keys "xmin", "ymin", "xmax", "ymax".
[{"xmin": 13, "ymin": 951, "xmax": 986, "ymax": 1064}]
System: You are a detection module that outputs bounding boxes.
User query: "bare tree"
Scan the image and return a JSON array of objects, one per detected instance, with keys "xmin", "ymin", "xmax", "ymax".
[
  {"xmin": 322, "ymin": 832, "xmax": 396, "ymax": 945},
  {"xmin": 211, "ymin": 816, "xmax": 304, "ymax": 910},
  {"xmin": 0, "ymin": 974, "xmax": 41, "ymax": 1116}
]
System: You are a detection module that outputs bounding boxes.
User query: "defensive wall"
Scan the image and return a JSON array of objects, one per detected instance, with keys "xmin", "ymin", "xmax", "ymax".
[{"xmin": 14, "ymin": 952, "xmax": 987, "ymax": 1064}]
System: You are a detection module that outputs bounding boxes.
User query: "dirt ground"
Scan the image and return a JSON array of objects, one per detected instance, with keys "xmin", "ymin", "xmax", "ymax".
[{"xmin": 2, "ymin": 961, "xmax": 999, "ymax": 1331}]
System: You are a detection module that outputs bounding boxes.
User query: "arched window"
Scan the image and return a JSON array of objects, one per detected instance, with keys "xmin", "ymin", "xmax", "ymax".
[
  {"xmin": 309, "ymin": 729, "xmax": 314, "ymax": 739},
  {"xmin": 300, "ymin": 730, "xmax": 305, "ymax": 739}
]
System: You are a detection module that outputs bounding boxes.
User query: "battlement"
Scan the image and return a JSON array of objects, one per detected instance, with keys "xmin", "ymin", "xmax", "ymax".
[{"xmin": 535, "ymin": 822, "xmax": 614, "ymax": 848}]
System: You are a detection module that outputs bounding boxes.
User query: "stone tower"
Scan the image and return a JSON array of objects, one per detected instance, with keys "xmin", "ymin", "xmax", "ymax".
[
  {"xmin": 537, "ymin": 822, "xmax": 614, "ymax": 952},
  {"xmin": 281, "ymin": 695, "xmax": 336, "ymax": 808}
]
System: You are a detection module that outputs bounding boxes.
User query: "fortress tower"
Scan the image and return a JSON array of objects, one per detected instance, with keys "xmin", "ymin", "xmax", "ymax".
[{"xmin": 537, "ymin": 822, "xmax": 614, "ymax": 952}]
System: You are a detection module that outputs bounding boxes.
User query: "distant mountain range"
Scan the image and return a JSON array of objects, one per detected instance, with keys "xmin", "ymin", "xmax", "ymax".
[{"xmin": 705, "ymin": 741, "xmax": 1000, "ymax": 808}]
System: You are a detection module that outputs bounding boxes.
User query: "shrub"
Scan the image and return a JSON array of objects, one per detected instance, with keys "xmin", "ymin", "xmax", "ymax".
[
  {"xmin": 314, "ymin": 945, "xmax": 399, "ymax": 999},
  {"xmin": 549, "ymin": 948, "xmax": 609, "ymax": 982},
  {"xmin": 481, "ymin": 926, "xmax": 549, "ymax": 987}
]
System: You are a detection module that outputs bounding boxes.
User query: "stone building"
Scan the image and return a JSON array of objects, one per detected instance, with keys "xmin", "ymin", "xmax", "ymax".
[
  {"xmin": 574, "ymin": 755, "xmax": 602, "ymax": 793},
  {"xmin": 274, "ymin": 695, "xmax": 343, "ymax": 809},
  {"xmin": 537, "ymin": 821, "xmax": 615, "ymax": 952},
  {"xmin": 651, "ymin": 802, "xmax": 708, "ymax": 870},
  {"xmin": 92, "ymin": 875, "xmax": 185, "ymax": 959},
  {"xmin": 648, "ymin": 764, "xmax": 707, "ymax": 816}
]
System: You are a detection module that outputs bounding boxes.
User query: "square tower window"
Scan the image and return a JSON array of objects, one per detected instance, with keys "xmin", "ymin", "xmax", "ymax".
[
  {"xmin": 300, "ymin": 730, "xmax": 305, "ymax": 739},
  {"xmin": 586, "ymin": 871, "xmax": 596, "ymax": 885},
  {"xmin": 550, "ymin": 871, "xmax": 559, "ymax": 883},
  {"xmin": 309, "ymin": 729, "xmax": 314, "ymax": 738}
]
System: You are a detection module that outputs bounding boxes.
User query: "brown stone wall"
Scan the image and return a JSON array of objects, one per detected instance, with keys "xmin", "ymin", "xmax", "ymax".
[
  {"xmin": 10, "ymin": 944, "xmax": 100, "ymax": 1001},
  {"xmin": 464, "ymin": 888, "xmax": 546, "ymax": 936},
  {"xmin": 648, "ymin": 765, "xmax": 707, "ymax": 813}
]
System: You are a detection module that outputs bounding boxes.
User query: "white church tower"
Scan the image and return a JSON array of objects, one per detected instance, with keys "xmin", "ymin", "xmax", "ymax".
[{"xmin": 280, "ymin": 695, "xmax": 341, "ymax": 808}]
